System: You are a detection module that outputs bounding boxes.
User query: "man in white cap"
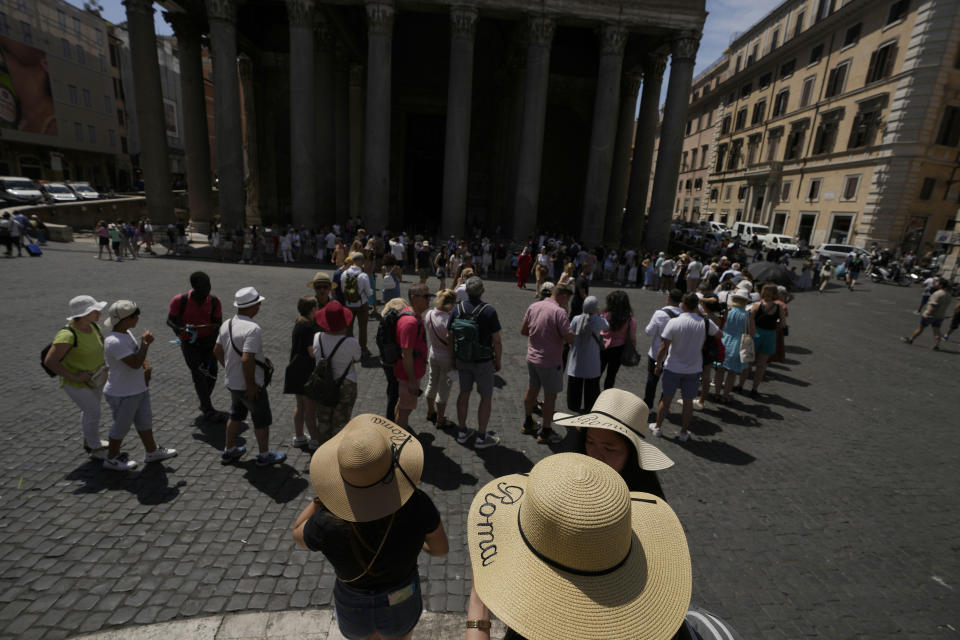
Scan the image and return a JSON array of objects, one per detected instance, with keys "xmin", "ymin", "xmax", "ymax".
[
  {"xmin": 342, "ymin": 252, "xmax": 373, "ymax": 355},
  {"xmin": 213, "ymin": 287, "xmax": 286, "ymax": 466}
]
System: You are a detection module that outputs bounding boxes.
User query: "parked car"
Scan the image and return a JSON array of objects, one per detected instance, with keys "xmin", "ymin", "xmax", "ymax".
[
  {"xmin": 704, "ymin": 221, "xmax": 732, "ymax": 235},
  {"xmin": 731, "ymin": 222, "xmax": 770, "ymax": 243},
  {"xmin": 39, "ymin": 181, "xmax": 79, "ymax": 203},
  {"xmin": 66, "ymin": 181, "xmax": 100, "ymax": 200},
  {"xmin": 813, "ymin": 243, "xmax": 871, "ymax": 266},
  {"xmin": 0, "ymin": 176, "xmax": 43, "ymax": 204},
  {"xmin": 761, "ymin": 234, "xmax": 800, "ymax": 254}
]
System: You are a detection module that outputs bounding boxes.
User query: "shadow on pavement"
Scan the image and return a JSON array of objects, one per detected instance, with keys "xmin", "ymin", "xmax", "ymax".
[
  {"xmin": 67, "ymin": 459, "xmax": 185, "ymax": 505},
  {"xmin": 672, "ymin": 436, "xmax": 757, "ymax": 466},
  {"xmin": 762, "ymin": 369, "xmax": 811, "ymax": 387},
  {"xmin": 732, "ymin": 401, "xmax": 785, "ymax": 421},
  {"xmin": 476, "ymin": 441, "xmax": 536, "ymax": 477},
  {"xmin": 784, "ymin": 345, "xmax": 812, "ymax": 355},
  {"xmin": 762, "ymin": 393, "xmax": 812, "ymax": 412},
  {"xmin": 237, "ymin": 460, "xmax": 309, "ymax": 503},
  {"xmin": 493, "ymin": 374, "xmax": 507, "ymax": 389},
  {"xmin": 702, "ymin": 405, "xmax": 762, "ymax": 427},
  {"xmin": 192, "ymin": 419, "xmax": 248, "ymax": 451},
  {"xmin": 360, "ymin": 353, "xmax": 383, "ymax": 369},
  {"xmin": 417, "ymin": 432, "xmax": 479, "ymax": 490}
]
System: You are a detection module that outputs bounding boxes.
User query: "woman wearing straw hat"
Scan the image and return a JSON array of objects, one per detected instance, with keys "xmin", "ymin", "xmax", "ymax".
[{"xmin": 292, "ymin": 414, "xmax": 449, "ymax": 640}]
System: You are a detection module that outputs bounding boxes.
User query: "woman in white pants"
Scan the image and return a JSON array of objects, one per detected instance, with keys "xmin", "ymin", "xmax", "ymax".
[{"xmin": 44, "ymin": 295, "xmax": 110, "ymax": 459}]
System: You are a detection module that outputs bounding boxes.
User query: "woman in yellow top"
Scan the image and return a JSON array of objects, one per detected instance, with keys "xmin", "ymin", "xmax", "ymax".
[{"xmin": 44, "ymin": 295, "xmax": 109, "ymax": 459}]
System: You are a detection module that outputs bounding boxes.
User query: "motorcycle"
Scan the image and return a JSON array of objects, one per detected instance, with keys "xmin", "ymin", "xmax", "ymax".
[{"xmin": 870, "ymin": 263, "xmax": 911, "ymax": 286}]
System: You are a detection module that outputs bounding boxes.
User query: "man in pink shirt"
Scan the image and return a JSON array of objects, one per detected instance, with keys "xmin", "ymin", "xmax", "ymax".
[
  {"xmin": 520, "ymin": 282, "xmax": 575, "ymax": 443},
  {"xmin": 394, "ymin": 283, "xmax": 433, "ymax": 432}
]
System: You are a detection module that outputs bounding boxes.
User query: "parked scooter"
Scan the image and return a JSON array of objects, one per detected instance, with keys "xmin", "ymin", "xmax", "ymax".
[{"xmin": 870, "ymin": 263, "xmax": 911, "ymax": 286}]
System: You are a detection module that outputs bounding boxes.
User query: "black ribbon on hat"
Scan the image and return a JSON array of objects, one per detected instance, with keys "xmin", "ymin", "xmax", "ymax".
[
  {"xmin": 515, "ymin": 507, "xmax": 632, "ymax": 577},
  {"xmin": 341, "ymin": 435, "xmax": 415, "ymax": 489}
]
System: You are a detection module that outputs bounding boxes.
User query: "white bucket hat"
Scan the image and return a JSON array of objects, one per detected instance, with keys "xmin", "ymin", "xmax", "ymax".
[
  {"xmin": 233, "ymin": 286, "xmax": 266, "ymax": 309},
  {"xmin": 66, "ymin": 295, "xmax": 108, "ymax": 320}
]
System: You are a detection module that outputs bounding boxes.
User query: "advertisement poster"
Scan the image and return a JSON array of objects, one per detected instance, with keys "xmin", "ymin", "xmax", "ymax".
[{"xmin": 0, "ymin": 35, "xmax": 57, "ymax": 135}]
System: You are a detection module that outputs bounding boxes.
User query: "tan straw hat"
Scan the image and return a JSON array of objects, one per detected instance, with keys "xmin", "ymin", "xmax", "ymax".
[
  {"xmin": 553, "ymin": 389, "xmax": 674, "ymax": 471},
  {"xmin": 308, "ymin": 271, "xmax": 335, "ymax": 288},
  {"xmin": 309, "ymin": 414, "xmax": 424, "ymax": 523},
  {"xmin": 467, "ymin": 453, "xmax": 691, "ymax": 640}
]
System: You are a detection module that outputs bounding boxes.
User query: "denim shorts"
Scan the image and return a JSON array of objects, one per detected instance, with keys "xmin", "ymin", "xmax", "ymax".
[
  {"xmin": 105, "ymin": 390, "xmax": 152, "ymax": 439},
  {"xmin": 660, "ymin": 369, "xmax": 700, "ymax": 400},
  {"xmin": 228, "ymin": 388, "xmax": 273, "ymax": 429},
  {"xmin": 333, "ymin": 571, "xmax": 422, "ymax": 640}
]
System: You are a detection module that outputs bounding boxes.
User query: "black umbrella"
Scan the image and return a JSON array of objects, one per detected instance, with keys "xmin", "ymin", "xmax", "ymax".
[{"xmin": 747, "ymin": 261, "xmax": 794, "ymax": 287}]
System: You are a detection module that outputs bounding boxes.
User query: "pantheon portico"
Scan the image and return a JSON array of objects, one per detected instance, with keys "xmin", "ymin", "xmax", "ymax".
[{"xmin": 124, "ymin": 0, "xmax": 705, "ymax": 250}]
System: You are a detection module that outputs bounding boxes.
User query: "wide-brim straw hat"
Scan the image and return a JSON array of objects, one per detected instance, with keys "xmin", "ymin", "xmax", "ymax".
[
  {"xmin": 468, "ymin": 453, "xmax": 692, "ymax": 640},
  {"xmin": 310, "ymin": 414, "xmax": 424, "ymax": 523},
  {"xmin": 553, "ymin": 389, "xmax": 673, "ymax": 471},
  {"xmin": 308, "ymin": 271, "xmax": 335, "ymax": 289}
]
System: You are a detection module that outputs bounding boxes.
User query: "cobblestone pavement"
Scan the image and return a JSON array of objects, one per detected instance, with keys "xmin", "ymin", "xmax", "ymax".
[{"xmin": 1, "ymin": 241, "xmax": 958, "ymax": 639}]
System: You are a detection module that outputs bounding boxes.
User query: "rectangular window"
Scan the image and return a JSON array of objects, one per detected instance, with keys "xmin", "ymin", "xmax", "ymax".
[
  {"xmin": 887, "ymin": 0, "xmax": 909, "ymax": 25},
  {"xmin": 800, "ymin": 76, "xmax": 816, "ymax": 108},
  {"xmin": 68, "ymin": 84, "xmax": 78, "ymax": 104},
  {"xmin": 737, "ymin": 185, "xmax": 748, "ymax": 200},
  {"xmin": 110, "ymin": 43, "xmax": 118, "ymax": 67},
  {"xmin": 841, "ymin": 175, "xmax": 861, "ymax": 200},
  {"xmin": 825, "ymin": 62, "xmax": 849, "ymax": 98},
  {"xmin": 686, "ymin": 120, "xmax": 692, "ymax": 135},
  {"xmin": 843, "ymin": 22, "xmax": 862, "ymax": 48},
  {"xmin": 706, "ymin": 111, "xmax": 713, "ymax": 128},
  {"xmin": 728, "ymin": 139, "xmax": 743, "ymax": 170},
  {"xmin": 117, "ymin": 109, "xmax": 125, "ymax": 126},
  {"xmin": 725, "ymin": 186, "xmax": 733, "ymax": 201},
  {"xmin": 686, "ymin": 180, "xmax": 692, "ymax": 191},
  {"xmin": 735, "ymin": 108, "xmax": 747, "ymax": 130},
  {"xmin": 813, "ymin": 109, "xmax": 843, "ymax": 154},
  {"xmin": 752, "ymin": 100, "xmax": 767, "ymax": 125},
  {"xmin": 807, "ymin": 178, "xmax": 822, "ymax": 201},
  {"xmin": 109, "ymin": 129, "xmax": 116, "ymax": 147},
  {"xmin": 58, "ymin": 9, "xmax": 66, "ymax": 27},
  {"xmin": 73, "ymin": 16, "xmax": 81, "ymax": 36},
  {"xmin": 682, "ymin": 151, "xmax": 689, "ymax": 171},
  {"xmin": 936, "ymin": 106, "xmax": 960, "ymax": 146},
  {"xmin": 741, "ymin": 83, "xmax": 752, "ymax": 98},
  {"xmin": 735, "ymin": 55, "xmax": 742, "ymax": 74},
  {"xmin": 817, "ymin": 0, "xmax": 836, "ymax": 22},
  {"xmin": 104, "ymin": 94, "xmax": 111, "ymax": 113},
  {"xmin": 809, "ymin": 43, "xmax": 824, "ymax": 65},
  {"xmin": 919, "ymin": 177, "xmax": 935, "ymax": 200},
  {"xmin": 747, "ymin": 134, "xmax": 761, "ymax": 166},
  {"xmin": 74, "ymin": 121, "xmax": 83, "ymax": 142},
  {"xmin": 866, "ymin": 42, "xmax": 898, "ymax": 84},
  {"xmin": 759, "ymin": 73, "xmax": 771, "ymax": 89},
  {"xmin": 710, "ymin": 188, "xmax": 719, "ymax": 201},
  {"xmin": 795, "ymin": 11, "xmax": 805, "ymax": 37},
  {"xmin": 780, "ymin": 59, "xmax": 796, "ymax": 78},
  {"xmin": 767, "ymin": 129, "xmax": 783, "ymax": 161},
  {"xmin": 96, "ymin": 28, "xmax": 104, "ymax": 45},
  {"xmin": 781, "ymin": 181, "xmax": 792, "ymax": 202},
  {"xmin": 20, "ymin": 21, "xmax": 30, "ymax": 44},
  {"xmin": 87, "ymin": 125, "xmax": 96, "ymax": 143},
  {"xmin": 701, "ymin": 145, "xmax": 709, "ymax": 167},
  {"xmin": 721, "ymin": 115, "xmax": 731, "ymax": 135},
  {"xmin": 691, "ymin": 149, "xmax": 698, "ymax": 169},
  {"xmin": 82, "ymin": 88, "xmax": 91, "ymax": 107},
  {"xmin": 76, "ymin": 45, "xmax": 85, "ymax": 65},
  {"xmin": 770, "ymin": 29, "xmax": 780, "ymax": 52},
  {"xmin": 849, "ymin": 106, "xmax": 884, "ymax": 148},
  {"xmin": 773, "ymin": 90, "xmax": 790, "ymax": 117},
  {"xmin": 784, "ymin": 124, "xmax": 808, "ymax": 161},
  {"xmin": 694, "ymin": 178, "xmax": 703, "ymax": 190},
  {"xmin": 61, "ymin": 38, "xmax": 71, "ymax": 59}
]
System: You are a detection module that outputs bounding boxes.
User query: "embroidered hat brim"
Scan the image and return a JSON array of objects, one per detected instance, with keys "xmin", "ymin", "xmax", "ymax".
[{"xmin": 553, "ymin": 411, "xmax": 674, "ymax": 472}]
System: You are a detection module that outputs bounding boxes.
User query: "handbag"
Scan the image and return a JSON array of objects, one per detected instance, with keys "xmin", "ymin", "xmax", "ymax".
[
  {"xmin": 619, "ymin": 341, "xmax": 641, "ymax": 367},
  {"xmin": 739, "ymin": 334, "xmax": 755, "ymax": 364},
  {"xmin": 89, "ymin": 364, "xmax": 109, "ymax": 390},
  {"xmin": 228, "ymin": 319, "xmax": 274, "ymax": 387},
  {"xmin": 701, "ymin": 319, "xmax": 724, "ymax": 364}
]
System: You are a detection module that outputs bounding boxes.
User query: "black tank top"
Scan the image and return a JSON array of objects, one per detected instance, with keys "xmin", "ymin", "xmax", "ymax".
[{"xmin": 755, "ymin": 302, "xmax": 780, "ymax": 330}]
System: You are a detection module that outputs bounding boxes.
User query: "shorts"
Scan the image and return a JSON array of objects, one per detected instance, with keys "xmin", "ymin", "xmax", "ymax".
[
  {"xmin": 229, "ymin": 388, "xmax": 273, "ymax": 429},
  {"xmin": 418, "ymin": 267, "xmax": 431, "ymax": 281},
  {"xmin": 457, "ymin": 359, "xmax": 495, "ymax": 397},
  {"xmin": 660, "ymin": 370, "xmax": 700, "ymax": 400},
  {"xmin": 527, "ymin": 362, "xmax": 564, "ymax": 395},
  {"xmin": 99, "ymin": 237, "xmax": 109, "ymax": 246},
  {"xmin": 397, "ymin": 379, "xmax": 421, "ymax": 411},
  {"xmin": 920, "ymin": 316, "xmax": 943, "ymax": 329},
  {"xmin": 105, "ymin": 390, "xmax": 153, "ymax": 439},
  {"xmin": 755, "ymin": 328, "xmax": 777, "ymax": 355},
  {"xmin": 333, "ymin": 571, "xmax": 422, "ymax": 640}
]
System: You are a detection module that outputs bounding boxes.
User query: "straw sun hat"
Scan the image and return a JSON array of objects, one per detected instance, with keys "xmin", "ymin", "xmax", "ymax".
[
  {"xmin": 468, "ymin": 453, "xmax": 692, "ymax": 640},
  {"xmin": 553, "ymin": 388, "xmax": 674, "ymax": 471},
  {"xmin": 309, "ymin": 414, "xmax": 424, "ymax": 523}
]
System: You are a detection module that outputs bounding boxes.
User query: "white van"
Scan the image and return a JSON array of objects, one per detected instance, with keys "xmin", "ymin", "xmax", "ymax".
[
  {"xmin": 705, "ymin": 221, "xmax": 731, "ymax": 235},
  {"xmin": 761, "ymin": 234, "xmax": 799, "ymax": 254},
  {"xmin": 731, "ymin": 222, "xmax": 770, "ymax": 243}
]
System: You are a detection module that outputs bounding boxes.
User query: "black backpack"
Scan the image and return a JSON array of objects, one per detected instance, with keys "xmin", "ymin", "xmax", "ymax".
[
  {"xmin": 303, "ymin": 336, "xmax": 353, "ymax": 406},
  {"xmin": 41, "ymin": 324, "xmax": 101, "ymax": 377},
  {"xmin": 376, "ymin": 308, "xmax": 414, "ymax": 366}
]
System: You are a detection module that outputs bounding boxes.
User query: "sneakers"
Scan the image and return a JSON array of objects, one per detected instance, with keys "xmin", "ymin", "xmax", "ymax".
[
  {"xmin": 85, "ymin": 439, "xmax": 109, "ymax": 460},
  {"xmin": 308, "ymin": 439, "xmax": 320, "ymax": 450},
  {"xmin": 103, "ymin": 453, "xmax": 138, "ymax": 472},
  {"xmin": 537, "ymin": 428, "xmax": 563, "ymax": 444},
  {"xmin": 256, "ymin": 451, "xmax": 287, "ymax": 467},
  {"xmin": 144, "ymin": 447, "xmax": 178, "ymax": 463},
  {"xmin": 677, "ymin": 431, "xmax": 690, "ymax": 442},
  {"xmin": 693, "ymin": 398, "xmax": 705, "ymax": 411},
  {"xmin": 221, "ymin": 445, "xmax": 247, "ymax": 463},
  {"xmin": 292, "ymin": 435, "xmax": 309, "ymax": 447},
  {"xmin": 648, "ymin": 423, "xmax": 662, "ymax": 438},
  {"xmin": 900, "ymin": 336, "xmax": 912, "ymax": 344},
  {"xmin": 474, "ymin": 431, "xmax": 500, "ymax": 449},
  {"xmin": 456, "ymin": 429, "xmax": 473, "ymax": 444},
  {"xmin": 521, "ymin": 417, "xmax": 540, "ymax": 435}
]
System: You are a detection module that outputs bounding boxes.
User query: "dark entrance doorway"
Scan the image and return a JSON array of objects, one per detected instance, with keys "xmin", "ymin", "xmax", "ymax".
[{"xmin": 402, "ymin": 113, "xmax": 445, "ymax": 234}]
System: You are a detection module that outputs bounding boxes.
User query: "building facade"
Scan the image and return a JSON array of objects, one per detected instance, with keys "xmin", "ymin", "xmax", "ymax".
[
  {"xmin": 0, "ymin": 0, "xmax": 121, "ymax": 186},
  {"xmin": 672, "ymin": 0, "xmax": 960, "ymax": 252}
]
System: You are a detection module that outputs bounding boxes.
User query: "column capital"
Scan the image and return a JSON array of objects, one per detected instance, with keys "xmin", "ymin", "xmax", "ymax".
[
  {"xmin": 163, "ymin": 11, "xmax": 203, "ymax": 41},
  {"xmin": 123, "ymin": 0, "xmax": 155, "ymax": 18},
  {"xmin": 205, "ymin": 0, "xmax": 238, "ymax": 23},
  {"xmin": 622, "ymin": 73, "xmax": 642, "ymax": 97},
  {"xmin": 642, "ymin": 51, "xmax": 668, "ymax": 81},
  {"xmin": 671, "ymin": 31, "xmax": 701, "ymax": 64},
  {"xmin": 366, "ymin": 2, "xmax": 395, "ymax": 36},
  {"xmin": 599, "ymin": 24, "xmax": 628, "ymax": 57},
  {"xmin": 286, "ymin": 0, "xmax": 313, "ymax": 27},
  {"xmin": 450, "ymin": 5, "xmax": 478, "ymax": 41},
  {"xmin": 526, "ymin": 14, "xmax": 555, "ymax": 48}
]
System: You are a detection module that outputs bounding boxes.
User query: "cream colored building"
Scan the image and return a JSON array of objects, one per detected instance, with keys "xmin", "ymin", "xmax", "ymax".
[{"xmin": 672, "ymin": 0, "xmax": 960, "ymax": 252}]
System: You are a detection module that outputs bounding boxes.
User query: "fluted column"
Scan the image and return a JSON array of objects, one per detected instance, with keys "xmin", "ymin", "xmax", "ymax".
[
  {"xmin": 621, "ymin": 51, "xmax": 667, "ymax": 247},
  {"xmin": 362, "ymin": 1, "xmax": 395, "ymax": 233},
  {"xmin": 316, "ymin": 17, "xmax": 336, "ymax": 224},
  {"xmin": 165, "ymin": 12, "xmax": 213, "ymax": 226},
  {"xmin": 580, "ymin": 24, "xmax": 628, "ymax": 247},
  {"xmin": 606, "ymin": 74, "xmax": 641, "ymax": 246},
  {"xmin": 440, "ymin": 5, "xmax": 479, "ymax": 240},
  {"xmin": 206, "ymin": 0, "xmax": 244, "ymax": 229},
  {"xmin": 238, "ymin": 55, "xmax": 261, "ymax": 225},
  {"xmin": 334, "ymin": 47, "xmax": 351, "ymax": 223},
  {"xmin": 512, "ymin": 15, "xmax": 555, "ymax": 241},
  {"xmin": 124, "ymin": 0, "xmax": 173, "ymax": 222},
  {"xmin": 287, "ymin": 0, "xmax": 315, "ymax": 227},
  {"xmin": 349, "ymin": 63, "xmax": 365, "ymax": 221}
]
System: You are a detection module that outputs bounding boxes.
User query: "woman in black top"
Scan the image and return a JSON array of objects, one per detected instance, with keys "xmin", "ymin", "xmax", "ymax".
[
  {"xmin": 748, "ymin": 284, "xmax": 783, "ymax": 397},
  {"xmin": 283, "ymin": 295, "xmax": 320, "ymax": 448}
]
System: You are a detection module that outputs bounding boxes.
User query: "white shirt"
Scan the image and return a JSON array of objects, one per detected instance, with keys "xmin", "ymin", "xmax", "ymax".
[
  {"xmin": 687, "ymin": 260, "xmax": 702, "ymax": 277},
  {"xmin": 701, "ymin": 264, "xmax": 712, "ymax": 279},
  {"xmin": 326, "ymin": 232, "xmax": 336, "ymax": 249},
  {"xmin": 661, "ymin": 313, "xmax": 719, "ymax": 375},
  {"xmin": 103, "ymin": 330, "xmax": 147, "ymax": 397},
  {"xmin": 455, "ymin": 284, "xmax": 468, "ymax": 302},
  {"xmin": 313, "ymin": 333, "xmax": 361, "ymax": 383},
  {"xmin": 644, "ymin": 305, "xmax": 682, "ymax": 359},
  {"xmin": 390, "ymin": 240, "xmax": 405, "ymax": 262},
  {"xmin": 218, "ymin": 315, "xmax": 265, "ymax": 390},
  {"xmin": 660, "ymin": 259, "xmax": 676, "ymax": 276},
  {"xmin": 342, "ymin": 265, "xmax": 373, "ymax": 308}
]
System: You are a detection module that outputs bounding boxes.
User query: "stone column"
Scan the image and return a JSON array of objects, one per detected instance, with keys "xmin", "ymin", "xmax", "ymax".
[
  {"xmin": 512, "ymin": 15, "xmax": 555, "ymax": 241},
  {"xmin": 621, "ymin": 51, "xmax": 667, "ymax": 248},
  {"xmin": 287, "ymin": 0, "xmax": 315, "ymax": 227},
  {"xmin": 316, "ymin": 17, "xmax": 336, "ymax": 225},
  {"xmin": 238, "ymin": 55, "xmax": 261, "ymax": 225},
  {"xmin": 362, "ymin": 1, "xmax": 395, "ymax": 233},
  {"xmin": 440, "ymin": 5, "xmax": 478, "ymax": 240},
  {"xmin": 334, "ymin": 47, "xmax": 350, "ymax": 223},
  {"xmin": 581, "ymin": 24, "xmax": 628, "ymax": 247},
  {"xmin": 645, "ymin": 32, "xmax": 700, "ymax": 253},
  {"xmin": 349, "ymin": 64, "xmax": 365, "ymax": 222},
  {"xmin": 606, "ymin": 74, "xmax": 641, "ymax": 246},
  {"xmin": 123, "ymin": 0, "xmax": 173, "ymax": 222},
  {"xmin": 165, "ymin": 12, "xmax": 214, "ymax": 227},
  {"xmin": 206, "ymin": 0, "xmax": 244, "ymax": 229}
]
